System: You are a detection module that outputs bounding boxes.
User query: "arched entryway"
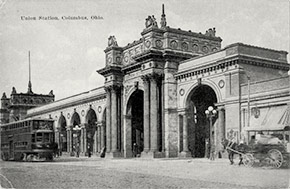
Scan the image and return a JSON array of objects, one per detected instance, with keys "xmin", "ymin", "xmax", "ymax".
[
  {"xmin": 58, "ymin": 115, "xmax": 67, "ymax": 152},
  {"xmin": 126, "ymin": 90, "xmax": 144, "ymax": 157},
  {"xmin": 185, "ymin": 85, "xmax": 217, "ymax": 158},
  {"xmin": 86, "ymin": 109, "xmax": 97, "ymax": 157},
  {"xmin": 71, "ymin": 112, "xmax": 81, "ymax": 156}
]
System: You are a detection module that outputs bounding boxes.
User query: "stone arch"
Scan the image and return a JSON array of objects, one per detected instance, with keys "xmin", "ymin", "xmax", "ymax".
[
  {"xmin": 125, "ymin": 89, "xmax": 144, "ymax": 157},
  {"xmin": 183, "ymin": 80, "xmax": 221, "ymax": 109},
  {"xmin": 70, "ymin": 112, "xmax": 81, "ymax": 126},
  {"xmin": 85, "ymin": 108, "xmax": 98, "ymax": 155},
  {"xmin": 58, "ymin": 114, "xmax": 68, "ymax": 152},
  {"xmin": 181, "ymin": 83, "xmax": 218, "ymax": 158},
  {"xmin": 124, "ymin": 85, "xmax": 144, "ymax": 114},
  {"xmin": 70, "ymin": 112, "xmax": 81, "ymax": 155}
]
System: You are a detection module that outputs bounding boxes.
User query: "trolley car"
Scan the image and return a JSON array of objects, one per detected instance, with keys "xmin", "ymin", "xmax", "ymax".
[{"xmin": 1, "ymin": 118, "xmax": 55, "ymax": 161}]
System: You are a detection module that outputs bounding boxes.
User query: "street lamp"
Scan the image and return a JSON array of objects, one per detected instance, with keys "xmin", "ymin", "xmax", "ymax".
[{"xmin": 205, "ymin": 106, "xmax": 217, "ymax": 160}]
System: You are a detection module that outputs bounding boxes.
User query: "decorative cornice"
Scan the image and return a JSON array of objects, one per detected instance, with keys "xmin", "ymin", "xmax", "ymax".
[
  {"xmin": 225, "ymin": 42, "xmax": 288, "ymax": 54},
  {"xmin": 175, "ymin": 58, "xmax": 239, "ymax": 80},
  {"xmin": 122, "ymin": 38, "xmax": 143, "ymax": 51},
  {"xmin": 121, "ymin": 62, "xmax": 142, "ymax": 74},
  {"xmin": 163, "ymin": 27, "xmax": 223, "ymax": 42},
  {"xmin": 26, "ymin": 93, "xmax": 106, "ymax": 117},
  {"xmin": 104, "ymin": 46, "xmax": 123, "ymax": 53},
  {"xmin": 97, "ymin": 65, "xmax": 123, "ymax": 76}
]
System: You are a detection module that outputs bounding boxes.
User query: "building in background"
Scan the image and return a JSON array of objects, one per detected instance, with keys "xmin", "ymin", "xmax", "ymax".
[{"xmin": 0, "ymin": 80, "xmax": 54, "ymax": 124}]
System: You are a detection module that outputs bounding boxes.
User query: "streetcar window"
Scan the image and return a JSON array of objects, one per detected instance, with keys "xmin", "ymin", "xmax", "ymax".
[
  {"xmin": 36, "ymin": 133, "xmax": 42, "ymax": 142},
  {"xmin": 32, "ymin": 134, "xmax": 35, "ymax": 142},
  {"xmin": 44, "ymin": 133, "xmax": 49, "ymax": 142}
]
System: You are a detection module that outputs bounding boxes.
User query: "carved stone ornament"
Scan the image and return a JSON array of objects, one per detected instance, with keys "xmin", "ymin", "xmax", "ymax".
[
  {"xmin": 124, "ymin": 55, "xmax": 129, "ymax": 63},
  {"xmin": 179, "ymin": 89, "xmax": 185, "ymax": 96},
  {"xmin": 145, "ymin": 40, "xmax": 151, "ymax": 48},
  {"xmin": 170, "ymin": 40, "xmax": 178, "ymax": 49},
  {"xmin": 182, "ymin": 42, "xmax": 188, "ymax": 51},
  {"xmin": 108, "ymin": 36, "xmax": 118, "ymax": 47},
  {"xmin": 192, "ymin": 44, "xmax": 199, "ymax": 52},
  {"xmin": 67, "ymin": 113, "xmax": 70, "ymax": 119},
  {"xmin": 251, "ymin": 107, "xmax": 260, "ymax": 118},
  {"xmin": 218, "ymin": 80, "xmax": 225, "ymax": 88},
  {"xmin": 98, "ymin": 106, "xmax": 102, "ymax": 113},
  {"xmin": 202, "ymin": 46, "xmax": 209, "ymax": 53},
  {"xmin": 125, "ymin": 85, "xmax": 133, "ymax": 95},
  {"xmin": 81, "ymin": 110, "xmax": 85, "ymax": 116},
  {"xmin": 107, "ymin": 56, "xmax": 112, "ymax": 64},
  {"xmin": 155, "ymin": 40, "xmax": 163, "ymax": 48}
]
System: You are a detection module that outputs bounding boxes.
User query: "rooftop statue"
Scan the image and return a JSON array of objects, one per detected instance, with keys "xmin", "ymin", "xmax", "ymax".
[
  {"xmin": 108, "ymin": 36, "xmax": 118, "ymax": 47},
  {"xmin": 145, "ymin": 15, "xmax": 158, "ymax": 28}
]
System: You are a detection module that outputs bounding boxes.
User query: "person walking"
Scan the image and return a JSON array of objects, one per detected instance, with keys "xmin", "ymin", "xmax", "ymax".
[{"xmin": 76, "ymin": 143, "xmax": 80, "ymax": 158}]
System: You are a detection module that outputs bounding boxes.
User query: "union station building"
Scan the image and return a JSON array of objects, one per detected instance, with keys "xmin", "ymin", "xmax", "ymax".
[{"xmin": 1, "ymin": 7, "xmax": 290, "ymax": 158}]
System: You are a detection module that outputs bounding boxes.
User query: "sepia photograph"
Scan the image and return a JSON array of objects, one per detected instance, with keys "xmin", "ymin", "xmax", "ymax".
[{"xmin": 0, "ymin": 0, "xmax": 289, "ymax": 188}]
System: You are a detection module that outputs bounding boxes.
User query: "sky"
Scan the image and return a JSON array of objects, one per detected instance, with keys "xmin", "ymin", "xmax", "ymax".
[{"xmin": 0, "ymin": 0, "xmax": 289, "ymax": 100}]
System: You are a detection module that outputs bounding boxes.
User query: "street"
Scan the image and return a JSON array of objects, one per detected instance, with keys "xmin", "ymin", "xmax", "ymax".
[{"xmin": 0, "ymin": 156, "xmax": 289, "ymax": 189}]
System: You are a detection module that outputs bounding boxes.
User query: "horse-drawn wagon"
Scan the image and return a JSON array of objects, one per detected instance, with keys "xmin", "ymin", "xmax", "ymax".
[{"xmin": 223, "ymin": 126, "xmax": 290, "ymax": 168}]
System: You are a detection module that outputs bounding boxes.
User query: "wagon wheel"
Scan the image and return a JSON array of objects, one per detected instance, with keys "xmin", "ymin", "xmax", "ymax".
[
  {"xmin": 267, "ymin": 149, "xmax": 283, "ymax": 168},
  {"xmin": 26, "ymin": 154, "xmax": 34, "ymax": 162},
  {"xmin": 242, "ymin": 153, "xmax": 255, "ymax": 167}
]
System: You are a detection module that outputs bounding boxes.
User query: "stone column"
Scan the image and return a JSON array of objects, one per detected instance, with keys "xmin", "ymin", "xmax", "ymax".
[
  {"xmin": 101, "ymin": 121, "xmax": 106, "ymax": 149},
  {"xmin": 94, "ymin": 125, "xmax": 98, "ymax": 153},
  {"xmin": 105, "ymin": 87, "xmax": 111, "ymax": 153},
  {"xmin": 124, "ymin": 114, "xmax": 132, "ymax": 158},
  {"xmin": 80, "ymin": 127, "xmax": 84, "ymax": 153},
  {"xmin": 217, "ymin": 107, "xmax": 225, "ymax": 153},
  {"xmin": 180, "ymin": 112, "xmax": 191, "ymax": 158},
  {"xmin": 164, "ymin": 60, "xmax": 179, "ymax": 157},
  {"xmin": 150, "ymin": 75, "xmax": 158, "ymax": 152},
  {"xmin": 83, "ymin": 125, "xmax": 87, "ymax": 155},
  {"xmin": 66, "ymin": 126, "xmax": 71, "ymax": 153},
  {"xmin": 182, "ymin": 113, "xmax": 189, "ymax": 152},
  {"xmin": 97, "ymin": 123, "xmax": 102, "ymax": 152},
  {"xmin": 142, "ymin": 76, "xmax": 150, "ymax": 153},
  {"xmin": 111, "ymin": 86, "xmax": 118, "ymax": 152}
]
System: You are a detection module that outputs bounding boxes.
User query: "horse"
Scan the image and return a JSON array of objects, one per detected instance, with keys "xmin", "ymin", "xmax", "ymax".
[{"xmin": 221, "ymin": 138, "xmax": 246, "ymax": 165}]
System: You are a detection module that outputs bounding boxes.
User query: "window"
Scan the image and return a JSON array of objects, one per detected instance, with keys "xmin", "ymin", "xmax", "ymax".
[
  {"xmin": 32, "ymin": 134, "xmax": 35, "ymax": 142},
  {"xmin": 36, "ymin": 133, "xmax": 42, "ymax": 142},
  {"xmin": 44, "ymin": 133, "xmax": 49, "ymax": 142}
]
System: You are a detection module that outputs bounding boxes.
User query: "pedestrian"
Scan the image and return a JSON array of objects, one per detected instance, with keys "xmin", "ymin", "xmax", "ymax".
[
  {"xmin": 133, "ymin": 143, "xmax": 137, "ymax": 157},
  {"xmin": 76, "ymin": 143, "xmax": 80, "ymax": 158},
  {"xmin": 210, "ymin": 143, "xmax": 215, "ymax": 161},
  {"xmin": 87, "ymin": 143, "xmax": 91, "ymax": 158}
]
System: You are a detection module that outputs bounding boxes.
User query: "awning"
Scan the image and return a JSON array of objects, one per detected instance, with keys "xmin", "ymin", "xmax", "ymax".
[{"xmin": 245, "ymin": 105, "xmax": 290, "ymax": 131}]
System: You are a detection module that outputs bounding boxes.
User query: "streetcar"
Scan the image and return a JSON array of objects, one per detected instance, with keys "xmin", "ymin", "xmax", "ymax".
[{"xmin": 1, "ymin": 118, "xmax": 56, "ymax": 161}]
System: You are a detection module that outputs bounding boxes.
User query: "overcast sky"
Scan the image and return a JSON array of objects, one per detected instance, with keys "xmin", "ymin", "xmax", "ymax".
[{"xmin": 0, "ymin": 0, "xmax": 289, "ymax": 100}]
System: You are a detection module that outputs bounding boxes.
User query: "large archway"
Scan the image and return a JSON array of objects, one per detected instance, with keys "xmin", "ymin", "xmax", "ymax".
[
  {"xmin": 71, "ymin": 112, "xmax": 81, "ymax": 156},
  {"xmin": 186, "ymin": 85, "xmax": 217, "ymax": 158},
  {"xmin": 86, "ymin": 109, "xmax": 97, "ymax": 156},
  {"xmin": 126, "ymin": 89, "xmax": 144, "ymax": 157},
  {"xmin": 58, "ymin": 115, "xmax": 67, "ymax": 152}
]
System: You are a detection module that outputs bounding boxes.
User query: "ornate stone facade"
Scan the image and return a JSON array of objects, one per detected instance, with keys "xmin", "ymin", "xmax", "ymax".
[
  {"xmin": 0, "ymin": 85, "xmax": 54, "ymax": 124},
  {"xmin": 7, "ymin": 5, "xmax": 289, "ymax": 159}
]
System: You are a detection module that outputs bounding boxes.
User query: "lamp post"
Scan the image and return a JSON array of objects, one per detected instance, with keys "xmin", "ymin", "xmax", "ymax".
[
  {"xmin": 73, "ymin": 125, "xmax": 82, "ymax": 157},
  {"xmin": 205, "ymin": 106, "xmax": 217, "ymax": 160}
]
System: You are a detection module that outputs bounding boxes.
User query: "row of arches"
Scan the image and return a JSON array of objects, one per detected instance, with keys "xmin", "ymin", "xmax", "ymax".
[
  {"xmin": 57, "ymin": 109, "xmax": 105, "ymax": 156},
  {"xmin": 125, "ymin": 84, "xmax": 219, "ymax": 158},
  {"xmin": 54, "ymin": 83, "xmax": 221, "ymax": 158}
]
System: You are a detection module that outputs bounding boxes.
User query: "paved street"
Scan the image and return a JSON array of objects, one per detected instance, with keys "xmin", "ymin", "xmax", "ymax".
[{"xmin": 0, "ymin": 156, "xmax": 289, "ymax": 189}]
